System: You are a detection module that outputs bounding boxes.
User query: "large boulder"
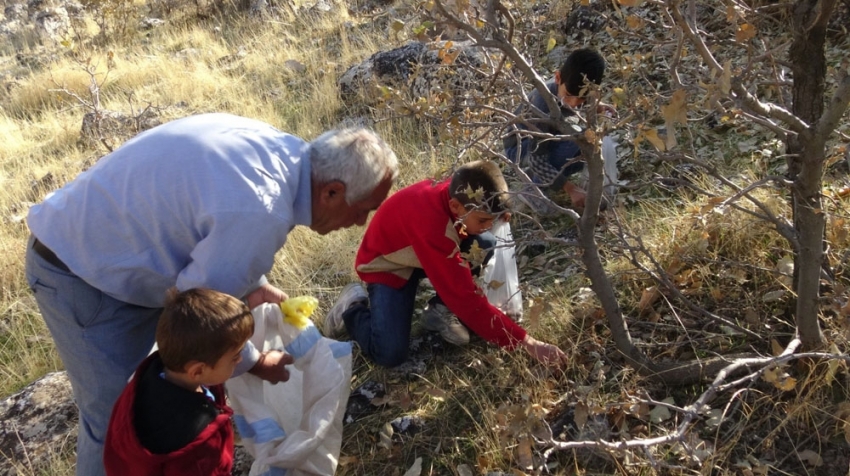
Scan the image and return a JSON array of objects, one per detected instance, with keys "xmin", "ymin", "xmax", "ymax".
[
  {"xmin": 0, "ymin": 372, "xmax": 77, "ymax": 476},
  {"xmin": 338, "ymin": 40, "xmax": 493, "ymax": 109}
]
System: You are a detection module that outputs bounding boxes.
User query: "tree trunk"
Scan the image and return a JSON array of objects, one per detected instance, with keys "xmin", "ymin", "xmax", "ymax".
[{"xmin": 787, "ymin": 0, "xmax": 829, "ymax": 349}]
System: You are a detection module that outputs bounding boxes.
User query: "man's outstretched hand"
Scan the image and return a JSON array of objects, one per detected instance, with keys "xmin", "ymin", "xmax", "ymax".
[
  {"xmin": 246, "ymin": 283, "xmax": 289, "ymax": 310},
  {"xmin": 248, "ymin": 350, "xmax": 294, "ymax": 384},
  {"xmin": 522, "ymin": 335, "xmax": 568, "ymax": 367}
]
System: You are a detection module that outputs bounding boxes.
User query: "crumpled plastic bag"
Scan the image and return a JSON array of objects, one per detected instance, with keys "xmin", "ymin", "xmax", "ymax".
[
  {"xmin": 227, "ymin": 302, "xmax": 352, "ymax": 476},
  {"xmin": 482, "ymin": 220, "xmax": 523, "ymax": 321}
]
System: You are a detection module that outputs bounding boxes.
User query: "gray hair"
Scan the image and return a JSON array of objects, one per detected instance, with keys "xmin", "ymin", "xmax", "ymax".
[{"xmin": 309, "ymin": 127, "xmax": 399, "ymax": 203}]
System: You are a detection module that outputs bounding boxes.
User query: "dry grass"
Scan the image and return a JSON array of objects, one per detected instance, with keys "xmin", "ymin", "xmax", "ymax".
[{"xmin": 2, "ymin": 0, "xmax": 850, "ymax": 475}]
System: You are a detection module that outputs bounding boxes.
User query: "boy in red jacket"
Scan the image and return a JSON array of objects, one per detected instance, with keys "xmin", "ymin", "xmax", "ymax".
[
  {"xmin": 326, "ymin": 160, "xmax": 567, "ymax": 367},
  {"xmin": 104, "ymin": 288, "xmax": 254, "ymax": 476}
]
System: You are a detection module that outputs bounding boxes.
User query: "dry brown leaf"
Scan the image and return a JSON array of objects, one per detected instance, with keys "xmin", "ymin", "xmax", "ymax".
[
  {"xmin": 514, "ymin": 435, "xmax": 534, "ymax": 470},
  {"xmin": 637, "ymin": 127, "xmax": 666, "ymax": 151},
  {"xmin": 574, "ymin": 401, "xmax": 589, "ymax": 429},
  {"xmin": 370, "ymin": 395, "xmax": 392, "ymax": 406},
  {"xmin": 378, "ymin": 422, "xmax": 394, "ymax": 450},
  {"xmin": 476, "ymin": 455, "xmax": 490, "ymax": 472},
  {"xmin": 426, "ymin": 386, "xmax": 447, "ymax": 400},
  {"xmin": 797, "ymin": 449, "xmax": 823, "ymax": 467},
  {"xmin": 720, "ymin": 61, "xmax": 732, "ymax": 95},
  {"xmin": 661, "ymin": 89, "xmax": 688, "ymax": 150},
  {"xmin": 338, "ymin": 455, "xmax": 359, "ymax": 466},
  {"xmin": 638, "ymin": 286, "xmax": 661, "ymax": 315},
  {"xmin": 770, "ymin": 338, "xmax": 784, "ymax": 356},
  {"xmin": 618, "ymin": 0, "xmax": 644, "ymax": 6},
  {"xmin": 736, "ymin": 23, "xmax": 757, "ymax": 42},
  {"xmin": 726, "ymin": 4, "xmax": 738, "ymax": 22},
  {"xmin": 403, "ymin": 457, "xmax": 422, "ymax": 476},
  {"xmin": 526, "ymin": 299, "xmax": 545, "ymax": 329},
  {"xmin": 626, "ymin": 15, "xmax": 645, "ymax": 30}
]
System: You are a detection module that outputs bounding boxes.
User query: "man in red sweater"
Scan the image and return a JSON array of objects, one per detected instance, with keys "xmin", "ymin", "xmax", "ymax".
[{"xmin": 326, "ymin": 160, "xmax": 567, "ymax": 367}]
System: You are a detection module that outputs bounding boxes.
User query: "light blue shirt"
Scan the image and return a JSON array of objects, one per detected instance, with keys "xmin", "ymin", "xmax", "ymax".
[{"xmin": 27, "ymin": 113, "xmax": 314, "ymax": 372}]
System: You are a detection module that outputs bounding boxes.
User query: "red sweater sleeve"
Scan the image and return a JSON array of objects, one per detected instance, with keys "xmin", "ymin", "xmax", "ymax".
[{"xmin": 410, "ymin": 224, "xmax": 526, "ymax": 348}]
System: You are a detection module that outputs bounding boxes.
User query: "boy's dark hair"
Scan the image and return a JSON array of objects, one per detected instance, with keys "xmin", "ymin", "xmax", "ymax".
[
  {"xmin": 449, "ymin": 160, "xmax": 511, "ymax": 215},
  {"xmin": 558, "ymin": 48, "xmax": 605, "ymax": 97},
  {"xmin": 156, "ymin": 288, "xmax": 254, "ymax": 372}
]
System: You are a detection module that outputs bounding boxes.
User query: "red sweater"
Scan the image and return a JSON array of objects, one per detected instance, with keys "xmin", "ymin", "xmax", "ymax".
[
  {"xmin": 356, "ymin": 179, "xmax": 527, "ymax": 348},
  {"xmin": 103, "ymin": 353, "xmax": 234, "ymax": 476}
]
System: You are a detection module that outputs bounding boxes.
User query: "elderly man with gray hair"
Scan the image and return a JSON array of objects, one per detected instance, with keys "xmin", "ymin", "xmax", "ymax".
[{"xmin": 24, "ymin": 113, "xmax": 399, "ymax": 476}]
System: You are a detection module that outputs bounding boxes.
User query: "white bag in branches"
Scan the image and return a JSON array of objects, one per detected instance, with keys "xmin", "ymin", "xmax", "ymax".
[
  {"xmin": 482, "ymin": 220, "xmax": 523, "ymax": 320},
  {"xmin": 601, "ymin": 135, "xmax": 621, "ymax": 199},
  {"xmin": 578, "ymin": 135, "xmax": 621, "ymax": 199},
  {"xmin": 227, "ymin": 303, "xmax": 352, "ymax": 476}
]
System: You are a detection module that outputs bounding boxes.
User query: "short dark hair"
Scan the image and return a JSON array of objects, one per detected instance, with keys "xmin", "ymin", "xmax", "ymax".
[
  {"xmin": 558, "ymin": 48, "xmax": 605, "ymax": 97},
  {"xmin": 156, "ymin": 288, "xmax": 254, "ymax": 372},
  {"xmin": 449, "ymin": 160, "xmax": 511, "ymax": 215}
]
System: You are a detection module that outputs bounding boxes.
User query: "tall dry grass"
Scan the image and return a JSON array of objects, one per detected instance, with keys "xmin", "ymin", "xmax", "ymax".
[{"xmin": 3, "ymin": 0, "xmax": 850, "ymax": 474}]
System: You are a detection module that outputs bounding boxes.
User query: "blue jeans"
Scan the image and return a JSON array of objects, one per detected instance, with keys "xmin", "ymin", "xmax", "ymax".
[
  {"xmin": 343, "ymin": 232, "xmax": 495, "ymax": 367},
  {"xmin": 24, "ymin": 236, "xmax": 161, "ymax": 476}
]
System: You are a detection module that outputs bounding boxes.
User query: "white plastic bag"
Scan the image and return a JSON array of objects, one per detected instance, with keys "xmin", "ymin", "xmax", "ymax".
[
  {"xmin": 227, "ymin": 303, "xmax": 352, "ymax": 476},
  {"xmin": 601, "ymin": 135, "xmax": 621, "ymax": 199},
  {"xmin": 482, "ymin": 220, "xmax": 523, "ymax": 320}
]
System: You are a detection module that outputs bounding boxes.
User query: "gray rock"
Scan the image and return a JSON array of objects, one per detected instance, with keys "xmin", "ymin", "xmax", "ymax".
[
  {"xmin": 0, "ymin": 372, "xmax": 77, "ymax": 476},
  {"xmin": 79, "ymin": 108, "xmax": 162, "ymax": 150},
  {"xmin": 338, "ymin": 40, "xmax": 492, "ymax": 108}
]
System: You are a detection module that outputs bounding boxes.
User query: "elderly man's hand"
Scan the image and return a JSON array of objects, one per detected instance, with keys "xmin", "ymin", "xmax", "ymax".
[
  {"xmin": 246, "ymin": 283, "xmax": 289, "ymax": 310},
  {"xmin": 248, "ymin": 350, "xmax": 294, "ymax": 384}
]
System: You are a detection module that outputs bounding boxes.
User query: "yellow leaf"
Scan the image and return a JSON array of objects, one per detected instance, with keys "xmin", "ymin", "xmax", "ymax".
[
  {"xmin": 763, "ymin": 366, "xmax": 780, "ymax": 383},
  {"xmin": 612, "ymin": 87, "xmax": 627, "ymax": 107},
  {"xmin": 626, "ymin": 15, "xmax": 645, "ymax": 30},
  {"xmin": 391, "ymin": 19, "xmax": 405, "ymax": 32},
  {"xmin": 462, "ymin": 240, "xmax": 487, "ymax": 267},
  {"xmin": 464, "ymin": 184, "xmax": 485, "ymax": 203},
  {"xmin": 546, "ymin": 37, "xmax": 556, "ymax": 53},
  {"xmin": 618, "ymin": 0, "xmax": 644, "ymax": 6},
  {"xmin": 736, "ymin": 23, "xmax": 756, "ymax": 42},
  {"xmin": 580, "ymin": 0, "xmax": 589, "ymax": 5},
  {"xmin": 825, "ymin": 343, "xmax": 844, "ymax": 384},
  {"xmin": 776, "ymin": 375, "xmax": 797, "ymax": 391}
]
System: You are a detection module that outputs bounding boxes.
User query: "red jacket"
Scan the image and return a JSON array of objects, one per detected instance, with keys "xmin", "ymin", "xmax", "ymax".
[
  {"xmin": 104, "ymin": 353, "xmax": 234, "ymax": 476},
  {"xmin": 356, "ymin": 179, "xmax": 526, "ymax": 348}
]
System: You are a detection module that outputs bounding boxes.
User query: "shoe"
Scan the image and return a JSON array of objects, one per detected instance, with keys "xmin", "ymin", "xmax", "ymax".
[
  {"xmin": 325, "ymin": 283, "xmax": 367, "ymax": 336},
  {"xmin": 421, "ymin": 300, "xmax": 469, "ymax": 345}
]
